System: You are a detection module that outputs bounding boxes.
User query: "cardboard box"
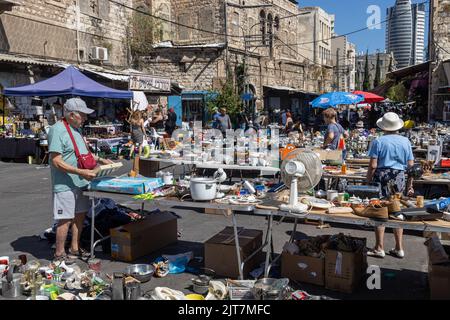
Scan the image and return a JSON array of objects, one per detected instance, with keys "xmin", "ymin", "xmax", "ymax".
[
  {"xmin": 281, "ymin": 252, "xmax": 325, "ymax": 286},
  {"xmin": 204, "ymin": 227, "xmax": 263, "ymax": 279},
  {"xmin": 313, "ymin": 149, "xmax": 343, "ymax": 161},
  {"xmin": 325, "ymin": 237, "xmax": 367, "ymax": 294},
  {"xmin": 139, "ymin": 158, "xmax": 161, "ymax": 178},
  {"xmin": 204, "ymin": 208, "xmax": 232, "ymax": 216},
  {"xmin": 110, "ymin": 212, "xmax": 177, "ymax": 262},
  {"xmin": 428, "ymin": 244, "xmax": 450, "ymax": 299}
]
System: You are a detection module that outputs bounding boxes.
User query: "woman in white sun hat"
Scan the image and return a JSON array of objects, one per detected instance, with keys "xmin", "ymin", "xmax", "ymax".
[{"xmin": 366, "ymin": 112, "xmax": 414, "ymax": 259}]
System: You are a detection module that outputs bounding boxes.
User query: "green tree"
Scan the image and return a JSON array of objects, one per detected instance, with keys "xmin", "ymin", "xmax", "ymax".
[
  {"xmin": 235, "ymin": 63, "xmax": 246, "ymax": 96},
  {"xmin": 362, "ymin": 50, "xmax": 370, "ymax": 91},
  {"xmin": 386, "ymin": 82, "xmax": 408, "ymax": 102},
  {"xmin": 355, "ymin": 70, "xmax": 360, "ymax": 91},
  {"xmin": 127, "ymin": 6, "xmax": 162, "ymax": 59},
  {"xmin": 373, "ymin": 52, "xmax": 381, "ymax": 89},
  {"xmin": 206, "ymin": 79, "xmax": 242, "ymax": 125}
]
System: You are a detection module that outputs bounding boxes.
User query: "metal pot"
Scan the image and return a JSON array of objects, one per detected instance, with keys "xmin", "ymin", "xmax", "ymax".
[
  {"xmin": 190, "ymin": 177, "xmax": 217, "ymax": 201},
  {"xmin": 124, "ymin": 281, "xmax": 141, "ymax": 300},
  {"xmin": 124, "ymin": 264, "xmax": 155, "ymax": 283},
  {"xmin": 191, "ymin": 274, "xmax": 212, "ymax": 295},
  {"xmin": 315, "ymin": 190, "xmax": 327, "ymax": 199},
  {"xmin": 2, "ymin": 273, "xmax": 22, "ymax": 298},
  {"xmin": 252, "ymin": 278, "xmax": 289, "ymax": 300}
]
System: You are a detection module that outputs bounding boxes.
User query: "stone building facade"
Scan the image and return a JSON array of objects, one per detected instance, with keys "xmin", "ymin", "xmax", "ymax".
[
  {"xmin": 137, "ymin": 0, "xmax": 334, "ymax": 114},
  {"xmin": 355, "ymin": 52, "xmax": 395, "ymax": 91},
  {"xmin": 428, "ymin": 0, "xmax": 450, "ymax": 121},
  {"xmin": 331, "ymin": 35, "xmax": 356, "ymax": 92},
  {"xmin": 0, "ymin": 0, "xmax": 132, "ymax": 69}
]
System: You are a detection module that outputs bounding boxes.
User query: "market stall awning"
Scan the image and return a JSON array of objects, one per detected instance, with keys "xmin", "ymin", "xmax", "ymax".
[
  {"xmin": 3, "ymin": 66, "xmax": 133, "ymax": 99},
  {"xmin": 387, "ymin": 61, "xmax": 430, "ymax": 80},
  {"xmin": 352, "ymin": 91, "xmax": 385, "ymax": 103},
  {"xmin": 181, "ymin": 91, "xmax": 218, "ymax": 101},
  {"xmin": 310, "ymin": 92, "xmax": 364, "ymax": 108},
  {"xmin": 0, "ymin": 53, "xmax": 59, "ymax": 67},
  {"xmin": 263, "ymin": 85, "xmax": 316, "ymax": 95}
]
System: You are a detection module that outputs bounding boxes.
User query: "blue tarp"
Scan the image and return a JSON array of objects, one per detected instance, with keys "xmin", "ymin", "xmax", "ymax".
[{"xmin": 4, "ymin": 66, "xmax": 133, "ymax": 99}]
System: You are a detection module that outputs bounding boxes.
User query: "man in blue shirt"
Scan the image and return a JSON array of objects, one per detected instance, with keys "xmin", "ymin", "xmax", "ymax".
[{"xmin": 366, "ymin": 112, "xmax": 414, "ymax": 259}]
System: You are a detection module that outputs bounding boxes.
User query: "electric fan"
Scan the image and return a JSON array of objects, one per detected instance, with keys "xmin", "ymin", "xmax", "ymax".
[
  {"xmin": 280, "ymin": 149, "xmax": 323, "ymax": 215},
  {"xmin": 213, "ymin": 168, "xmax": 227, "ymax": 198}
]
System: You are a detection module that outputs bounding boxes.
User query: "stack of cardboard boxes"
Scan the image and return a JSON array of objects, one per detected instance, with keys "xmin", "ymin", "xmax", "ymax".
[{"xmin": 281, "ymin": 235, "xmax": 367, "ymax": 293}]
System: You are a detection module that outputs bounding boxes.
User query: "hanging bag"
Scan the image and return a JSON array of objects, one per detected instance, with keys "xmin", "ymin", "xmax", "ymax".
[
  {"xmin": 63, "ymin": 119, "xmax": 97, "ymax": 170},
  {"xmin": 335, "ymin": 123, "xmax": 346, "ymax": 150}
]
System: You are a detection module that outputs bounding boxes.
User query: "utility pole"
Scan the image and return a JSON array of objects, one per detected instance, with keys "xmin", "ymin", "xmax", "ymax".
[
  {"xmin": 336, "ymin": 48, "xmax": 340, "ymax": 91},
  {"xmin": 224, "ymin": 1, "xmax": 229, "ymax": 73}
]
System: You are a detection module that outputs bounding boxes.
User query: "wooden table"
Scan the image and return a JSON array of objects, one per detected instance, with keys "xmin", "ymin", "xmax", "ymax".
[
  {"xmin": 84, "ymin": 190, "xmax": 450, "ymax": 279},
  {"xmin": 322, "ymin": 172, "xmax": 367, "ymax": 189},
  {"xmin": 84, "ymin": 191, "xmax": 264, "ymax": 280},
  {"xmin": 253, "ymin": 200, "xmax": 450, "ymax": 276}
]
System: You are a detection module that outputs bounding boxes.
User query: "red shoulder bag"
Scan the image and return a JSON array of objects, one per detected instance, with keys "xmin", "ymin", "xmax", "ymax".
[{"xmin": 63, "ymin": 119, "xmax": 97, "ymax": 170}]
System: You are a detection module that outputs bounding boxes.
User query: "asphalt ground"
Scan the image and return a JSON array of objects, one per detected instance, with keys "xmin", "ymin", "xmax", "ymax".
[{"xmin": 0, "ymin": 160, "xmax": 434, "ymax": 300}]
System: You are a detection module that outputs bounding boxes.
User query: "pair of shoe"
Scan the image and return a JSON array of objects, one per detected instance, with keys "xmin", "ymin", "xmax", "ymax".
[
  {"xmin": 52, "ymin": 254, "xmax": 75, "ymax": 265},
  {"xmin": 352, "ymin": 204, "xmax": 389, "ymax": 220},
  {"xmin": 389, "ymin": 212, "xmax": 405, "ymax": 221},
  {"xmin": 53, "ymin": 248, "xmax": 90, "ymax": 264},
  {"xmin": 68, "ymin": 248, "xmax": 90, "ymax": 261},
  {"xmin": 367, "ymin": 248, "xmax": 405, "ymax": 259}
]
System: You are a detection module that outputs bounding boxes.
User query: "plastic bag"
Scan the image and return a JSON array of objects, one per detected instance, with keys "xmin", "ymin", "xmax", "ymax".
[{"xmin": 162, "ymin": 252, "xmax": 194, "ymax": 274}]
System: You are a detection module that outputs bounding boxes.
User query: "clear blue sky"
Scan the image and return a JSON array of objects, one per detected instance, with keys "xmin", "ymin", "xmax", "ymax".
[{"xmin": 298, "ymin": 0, "xmax": 429, "ymax": 55}]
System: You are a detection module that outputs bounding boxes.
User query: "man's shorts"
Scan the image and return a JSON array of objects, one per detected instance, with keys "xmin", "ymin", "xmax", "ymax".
[{"xmin": 53, "ymin": 188, "xmax": 90, "ymax": 220}]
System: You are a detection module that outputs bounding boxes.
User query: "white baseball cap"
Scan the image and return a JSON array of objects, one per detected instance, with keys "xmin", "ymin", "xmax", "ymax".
[{"xmin": 64, "ymin": 97, "xmax": 94, "ymax": 114}]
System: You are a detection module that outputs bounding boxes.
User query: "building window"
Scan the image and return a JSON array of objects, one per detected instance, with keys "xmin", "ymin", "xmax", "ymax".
[
  {"xmin": 79, "ymin": 0, "xmax": 109, "ymax": 19},
  {"xmin": 231, "ymin": 12, "xmax": 240, "ymax": 36},
  {"xmin": 248, "ymin": 17, "xmax": 256, "ymax": 34},
  {"xmin": 274, "ymin": 16, "xmax": 280, "ymax": 31},
  {"xmin": 178, "ymin": 13, "xmax": 191, "ymax": 40},
  {"xmin": 267, "ymin": 13, "xmax": 273, "ymax": 49},
  {"xmin": 290, "ymin": 32, "xmax": 296, "ymax": 57},
  {"xmin": 282, "ymin": 30, "xmax": 289, "ymax": 54},
  {"xmin": 198, "ymin": 8, "xmax": 214, "ymax": 38},
  {"xmin": 260, "ymin": 10, "xmax": 266, "ymax": 45},
  {"xmin": 157, "ymin": 3, "xmax": 171, "ymax": 41}
]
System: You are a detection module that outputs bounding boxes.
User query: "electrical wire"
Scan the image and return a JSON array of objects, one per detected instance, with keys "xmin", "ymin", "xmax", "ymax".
[
  {"xmin": 278, "ymin": 1, "xmax": 430, "ymax": 47},
  {"xmin": 434, "ymin": 41, "xmax": 450, "ymax": 55},
  {"xmin": 108, "ymin": 0, "xmax": 429, "ymax": 49}
]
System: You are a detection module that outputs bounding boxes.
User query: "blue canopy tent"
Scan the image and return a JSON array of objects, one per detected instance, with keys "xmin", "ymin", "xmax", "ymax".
[
  {"xmin": 3, "ymin": 66, "xmax": 132, "ymax": 99},
  {"xmin": 310, "ymin": 92, "xmax": 364, "ymax": 108},
  {"xmin": 2, "ymin": 65, "xmax": 132, "ymax": 128}
]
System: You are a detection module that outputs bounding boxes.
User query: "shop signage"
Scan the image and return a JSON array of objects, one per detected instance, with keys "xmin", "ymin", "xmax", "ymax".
[{"xmin": 129, "ymin": 74, "xmax": 171, "ymax": 93}]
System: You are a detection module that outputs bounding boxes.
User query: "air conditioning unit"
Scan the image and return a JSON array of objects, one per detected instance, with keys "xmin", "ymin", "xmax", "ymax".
[{"xmin": 91, "ymin": 47, "xmax": 109, "ymax": 61}]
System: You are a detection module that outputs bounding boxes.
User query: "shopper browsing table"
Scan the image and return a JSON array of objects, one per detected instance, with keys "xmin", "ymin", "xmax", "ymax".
[
  {"xmin": 366, "ymin": 112, "xmax": 414, "ymax": 259},
  {"xmin": 48, "ymin": 98, "xmax": 113, "ymax": 264},
  {"xmin": 217, "ymin": 108, "xmax": 232, "ymax": 134},
  {"xmin": 130, "ymin": 111, "xmax": 147, "ymax": 157},
  {"xmin": 322, "ymin": 108, "xmax": 348, "ymax": 152}
]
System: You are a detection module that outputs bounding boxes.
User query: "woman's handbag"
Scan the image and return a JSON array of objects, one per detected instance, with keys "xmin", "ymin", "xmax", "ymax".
[{"xmin": 63, "ymin": 119, "xmax": 97, "ymax": 170}]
